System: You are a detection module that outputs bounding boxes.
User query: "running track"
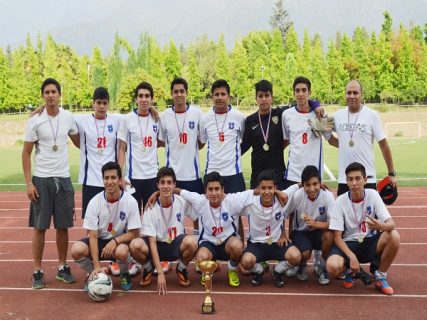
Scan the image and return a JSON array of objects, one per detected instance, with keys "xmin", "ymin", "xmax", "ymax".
[{"xmin": 1, "ymin": 188, "xmax": 427, "ymax": 320}]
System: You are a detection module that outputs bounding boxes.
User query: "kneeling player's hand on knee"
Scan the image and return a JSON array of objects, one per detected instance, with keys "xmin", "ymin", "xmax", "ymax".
[
  {"xmin": 349, "ymin": 255, "xmax": 360, "ymax": 275},
  {"xmin": 101, "ymin": 240, "xmax": 117, "ymax": 259},
  {"xmin": 277, "ymin": 236, "xmax": 291, "ymax": 247}
]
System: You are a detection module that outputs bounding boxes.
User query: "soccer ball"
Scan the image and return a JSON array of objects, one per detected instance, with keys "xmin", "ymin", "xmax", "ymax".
[{"xmin": 87, "ymin": 272, "xmax": 113, "ymax": 302}]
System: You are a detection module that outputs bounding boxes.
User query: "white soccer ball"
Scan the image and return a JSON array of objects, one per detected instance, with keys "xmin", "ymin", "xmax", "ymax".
[{"xmin": 87, "ymin": 272, "xmax": 113, "ymax": 302}]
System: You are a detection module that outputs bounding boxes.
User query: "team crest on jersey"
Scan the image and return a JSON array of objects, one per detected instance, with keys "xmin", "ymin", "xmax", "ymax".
[
  {"xmin": 119, "ymin": 211, "xmax": 126, "ymax": 220},
  {"xmin": 222, "ymin": 212, "xmax": 229, "ymax": 221},
  {"xmin": 272, "ymin": 116, "xmax": 278, "ymax": 124},
  {"xmin": 176, "ymin": 212, "xmax": 182, "ymax": 222},
  {"xmin": 318, "ymin": 207, "xmax": 326, "ymax": 215},
  {"xmin": 188, "ymin": 121, "xmax": 195, "ymax": 129},
  {"xmin": 366, "ymin": 206, "xmax": 372, "ymax": 215},
  {"xmin": 228, "ymin": 122, "xmax": 235, "ymax": 129},
  {"xmin": 275, "ymin": 212, "xmax": 281, "ymax": 221},
  {"xmin": 107, "ymin": 124, "xmax": 113, "ymax": 132},
  {"xmin": 152, "ymin": 125, "xmax": 158, "ymax": 133}
]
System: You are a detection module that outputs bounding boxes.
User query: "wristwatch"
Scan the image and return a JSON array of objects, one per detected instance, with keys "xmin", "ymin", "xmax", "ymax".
[{"xmin": 388, "ymin": 170, "xmax": 397, "ymax": 177}]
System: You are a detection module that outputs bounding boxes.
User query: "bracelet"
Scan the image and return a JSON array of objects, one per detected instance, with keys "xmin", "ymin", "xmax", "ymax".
[{"xmin": 113, "ymin": 238, "xmax": 119, "ymax": 245}]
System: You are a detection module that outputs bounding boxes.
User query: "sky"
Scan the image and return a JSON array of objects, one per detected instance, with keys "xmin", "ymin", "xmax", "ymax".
[{"xmin": 1, "ymin": 0, "xmax": 426, "ymax": 54}]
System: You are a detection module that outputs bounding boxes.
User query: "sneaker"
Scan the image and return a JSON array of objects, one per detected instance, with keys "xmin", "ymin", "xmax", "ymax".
[
  {"xmin": 285, "ymin": 266, "xmax": 298, "ymax": 278},
  {"xmin": 296, "ymin": 265, "xmax": 308, "ymax": 281},
  {"xmin": 56, "ymin": 265, "xmax": 76, "ymax": 284},
  {"xmin": 176, "ymin": 266, "xmax": 191, "ymax": 287},
  {"xmin": 120, "ymin": 272, "xmax": 132, "ymax": 291},
  {"xmin": 108, "ymin": 262, "xmax": 120, "ymax": 276},
  {"xmin": 140, "ymin": 266, "xmax": 153, "ymax": 287},
  {"xmin": 129, "ymin": 261, "xmax": 142, "ymax": 277},
  {"xmin": 343, "ymin": 270, "xmax": 354, "ymax": 289},
  {"xmin": 83, "ymin": 274, "xmax": 89, "ymax": 292},
  {"xmin": 374, "ymin": 276, "xmax": 394, "ymax": 295},
  {"xmin": 318, "ymin": 269, "xmax": 330, "ymax": 285},
  {"xmin": 228, "ymin": 269, "xmax": 240, "ymax": 287},
  {"xmin": 251, "ymin": 271, "xmax": 264, "ymax": 286},
  {"xmin": 272, "ymin": 269, "xmax": 285, "ymax": 287},
  {"xmin": 32, "ymin": 270, "xmax": 45, "ymax": 289},
  {"xmin": 260, "ymin": 261, "xmax": 269, "ymax": 272},
  {"xmin": 154, "ymin": 261, "xmax": 172, "ymax": 275}
]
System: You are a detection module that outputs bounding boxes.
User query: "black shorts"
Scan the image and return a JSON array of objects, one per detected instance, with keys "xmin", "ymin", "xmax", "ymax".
[
  {"xmin": 337, "ymin": 183, "xmax": 377, "ymax": 196},
  {"xmin": 283, "ymin": 179, "xmax": 299, "ymax": 190},
  {"xmin": 29, "ymin": 176, "xmax": 75, "ymax": 230},
  {"xmin": 79, "ymin": 237, "xmax": 116, "ymax": 261},
  {"xmin": 144, "ymin": 234, "xmax": 186, "ymax": 261},
  {"xmin": 244, "ymin": 241, "xmax": 294, "ymax": 262},
  {"xmin": 130, "ymin": 177, "xmax": 158, "ymax": 213},
  {"xmin": 291, "ymin": 230, "xmax": 323, "ymax": 252},
  {"xmin": 176, "ymin": 179, "xmax": 204, "ymax": 194},
  {"xmin": 82, "ymin": 185, "xmax": 104, "ymax": 219},
  {"xmin": 222, "ymin": 173, "xmax": 246, "ymax": 193},
  {"xmin": 199, "ymin": 236, "xmax": 235, "ymax": 261},
  {"xmin": 328, "ymin": 232, "xmax": 382, "ymax": 264}
]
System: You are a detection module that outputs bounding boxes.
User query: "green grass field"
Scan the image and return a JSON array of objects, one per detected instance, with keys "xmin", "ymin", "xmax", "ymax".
[{"xmin": 1, "ymin": 137, "xmax": 426, "ymax": 192}]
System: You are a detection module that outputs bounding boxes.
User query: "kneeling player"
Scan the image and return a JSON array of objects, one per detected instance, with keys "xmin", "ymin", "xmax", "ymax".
[
  {"xmin": 286, "ymin": 166, "xmax": 335, "ymax": 285},
  {"xmin": 130, "ymin": 167, "xmax": 198, "ymax": 295},
  {"xmin": 326, "ymin": 162, "xmax": 400, "ymax": 295},
  {"xmin": 71, "ymin": 162, "xmax": 141, "ymax": 291},
  {"xmin": 240, "ymin": 170, "xmax": 301, "ymax": 287}
]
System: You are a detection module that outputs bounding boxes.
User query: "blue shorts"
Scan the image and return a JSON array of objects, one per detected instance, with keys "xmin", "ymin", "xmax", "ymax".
[
  {"xmin": 244, "ymin": 241, "xmax": 294, "ymax": 262},
  {"xmin": 222, "ymin": 172, "xmax": 246, "ymax": 193},
  {"xmin": 199, "ymin": 236, "xmax": 235, "ymax": 261},
  {"xmin": 291, "ymin": 230, "xmax": 323, "ymax": 252},
  {"xmin": 79, "ymin": 237, "xmax": 117, "ymax": 261},
  {"xmin": 144, "ymin": 234, "xmax": 186, "ymax": 261},
  {"xmin": 176, "ymin": 179, "xmax": 204, "ymax": 194},
  {"xmin": 329, "ymin": 232, "xmax": 382, "ymax": 264}
]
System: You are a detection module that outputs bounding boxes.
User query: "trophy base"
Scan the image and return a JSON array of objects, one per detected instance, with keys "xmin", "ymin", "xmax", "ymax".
[{"xmin": 201, "ymin": 302, "xmax": 215, "ymax": 314}]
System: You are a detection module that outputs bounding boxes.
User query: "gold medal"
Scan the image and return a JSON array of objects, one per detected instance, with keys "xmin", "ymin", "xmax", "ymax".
[
  {"xmin": 52, "ymin": 145, "xmax": 58, "ymax": 151},
  {"xmin": 166, "ymin": 236, "xmax": 172, "ymax": 244},
  {"xmin": 358, "ymin": 235, "xmax": 364, "ymax": 243},
  {"xmin": 263, "ymin": 143, "xmax": 269, "ymax": 151},
  {"xmin": 349, "ymin": 139, "xmax": 354, "ymax": 147},
  {"xmin": 111, "ymin": 229, "xmax": 116, "ymax": 236},
  {"xmin": 97, "ymin": 149, "xmax": 103, "ymax": 155},
  {"xmin": 267, "ymin": 237, "xmax": 273, "ymax": 245},
  {"xmin": 216, "ymin": 238, "xmax": 222, "ymax": 245}
]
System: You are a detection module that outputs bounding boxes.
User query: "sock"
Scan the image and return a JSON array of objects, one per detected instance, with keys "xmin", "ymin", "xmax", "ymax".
[
  {"xmin": 177, "ymin": 260, "xmax": 187, "ymax": 271},
  {"xmin": 192, "ymin": 229, "xmax": 200, "ymax": 236},
  {"xmin": 117, "ymin": 255, "xmax": 132, "ymax": 274},
  {"xmin": 143, "ymin": 261, "xmax": 153, "ymax": 271},
  {"xmin": 274, "ymin": 260, "xmax": 293, "ymax": 273},
  {"xmin": 313, "ymin": 250, "xmax": 322, "ymax": 264},
  {"xmin": 249, "ymin": 263, "xmax": 264, "ymax": 274},
  {"xmin": 375, "ymin": 270, "xmax": 387, "ymax": 279},
  {"xmin": 74, "ymin": 257, "xmax": 94, "ymax": 274},
  {"xmin": 228, "ymin": 260, "xmax": 238, "ymax": 271},
  {"xmin": 319, "ymin": 256, "xmax": 326, "ymax": 268}
]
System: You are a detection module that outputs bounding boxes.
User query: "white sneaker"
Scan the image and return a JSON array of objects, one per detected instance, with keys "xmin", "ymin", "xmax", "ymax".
[
  {"xmin": 129, "ymin": 261, "xmax": 142, "ymax": 277},
  {"xmin": 285, "ymin": 266, "xmax": 298, "ymax": 278},
  {"xmin": 296, "ymin": 265, "xmax": 308, "ymax": 281},
  {"xmin": 318, "ymin": 268, "xmax": 330, "ymax": 285},
  {"xmin": 108, "ymin": 262, "xmax": 120, "ymax": 276}
]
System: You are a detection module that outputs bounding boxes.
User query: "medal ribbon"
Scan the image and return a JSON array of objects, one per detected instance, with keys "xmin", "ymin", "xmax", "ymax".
[
  {"xmin": 94, "ymin": 115, "xmax": 106, "ymax": 149},
  {"xmin": 137, "ymin": 113, "xmax": 150, "ymax": 148},
  {"xmin": 347, "ymin": 107, "xmax": 362, "ymax": 143},
  {"xmin": 214, "ymin": 107, "xmax": 229, "ymax": 141},
  {"xmin": 48, "ymin": 113, "xmax": 60, "ymax": 148},
  {"xmin": 260, "ymin": 197, "xmax": 275, "ymax": 238},
  {"xmin": 105, "ymin": 191, "xmax": 122, "ymax": 235},
  {"xmin": 350, "ymin": 191, "xmax": 366, "ymax": 234},
  {"xmin": 173, "ymin": 105, "xmax": 188, "ymax": 140},
  {"xmin": 159, "ymin": 197, "xmax": 174, "ymax": 239},
  {"xmin": 257, "ymin": 109, "xmax": 272, "ymax": 146}
]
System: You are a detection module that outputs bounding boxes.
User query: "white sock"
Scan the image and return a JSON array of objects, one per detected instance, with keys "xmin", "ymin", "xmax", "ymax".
[
  {"xmin": 74, "ymin": 257, "xmax": 94, "ymax": 274},
  {"xmin": 249, "ymin": 263, "xmax": 264, "ymax": 274},
  {"xmin": 274, "ymin": 261, "xmax": 293, "ymax": 273},
  {"xmin": 143, "ymin": 261, "xmax": 153, "ymax": 270},
  {"xmin": 177, "ymin": 260, "xmax": 187, "ymax": 271},
  {"xmin": 117, "ymin": 255, "xmax": 132, "ymax": 274},
  {"xmin": 228, "ymin": 260, "xmax": 238, "ymax": 270},
  {"xmin": 313, "ymin": 250, "xmax": 322, "ymax": 264},
  {"xmin": 375, "ymin": 270, "xmax": 387, "ymax": 278}
]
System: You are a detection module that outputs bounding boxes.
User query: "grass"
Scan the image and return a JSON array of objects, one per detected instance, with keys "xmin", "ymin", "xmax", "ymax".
[{"xmin": 2, "ymin": 137, "xmax": 426, "ymax": 192}]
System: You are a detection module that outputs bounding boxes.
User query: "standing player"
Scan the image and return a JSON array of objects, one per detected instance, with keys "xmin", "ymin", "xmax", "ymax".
[
  {"xmin": 130, "ymin": 167, "xmax": 198, "ymax": 295},
  {"xmin": 22, "ymin": 78, "xmax": 79, "ymax": 289},
  {"xmin": 118, "ymin": 81, "xmax": 161, "ymax": 213},
  {"xmin": 71, "ymin": 162, "xmax": 141, "ymax": 291},
  {"xmin": 326, "ymin": 162, "xmax": 400, "ymax": 295},
  {"xmin": 333, "ymin": 80, "xmax": 396, "ymax": 196},
  {"xmin": 240, "ymin": 170, "xmax": 302, "ymax": 287},
  {"xmin": 286, "ymin": 165, "xmax": 335, "ymax": 285}
]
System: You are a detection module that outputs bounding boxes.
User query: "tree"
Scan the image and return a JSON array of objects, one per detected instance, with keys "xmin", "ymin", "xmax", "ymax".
[
  {"xmin": 91, "ymin": 47, "xmax": 108, "ymax": 88},
  {"xmin": 269, "ymin": 0, "xmax": 293, "ymax": 45},
  {"xmin": 381, "ymin": 11, "xmax": 393, "ymax": 42},
  {"xmin": 230, "ymin": 41, "xmax": 251, "ymax": 106},
  {"xmin": 164, "ymin": 40, "xmax": 183, "ymax": 83},
  {"xmin": 185, "ymin": 46, "xmax": 204, "ymax": 103},
  {"xmin": 326, "ymin": 40, "xmax": 349, "ymax": 104},
  {"xmin": 214, "ymin": 34, "xmax": 231, "ymax": 81}
]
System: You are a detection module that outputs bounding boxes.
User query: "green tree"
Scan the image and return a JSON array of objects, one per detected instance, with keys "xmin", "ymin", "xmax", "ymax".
[
  {"xmin": 309, "ymin": 36, "xmax": 330, "ymax": 102},
  {"xmin": 214, "ymin": 34, "xmax": 231, "ymax": 81},
  {"xmin": 353, "ymin": 27, "xmax": 376, "ymax": 100},
  {"xmin": 91, "ymin": 47, "xmax": 108, "ymax": 88},
  {"xmin": 185, "ymin": 46, "xmax": 204, "ymax": 103},
  {"xmin": 269, "ymin": 0, "xmax": 293, "ymax": 44},
  {"xmin": 381, "ymin": 11, "xmax": 393, "ymax": 42},
  {"xmin": 164, "ymin": 40, "xmax": 183, "ymax": 83},
  {"xmin": 230, "ymin": 41, "xmax": 251, "ymax": 106}
]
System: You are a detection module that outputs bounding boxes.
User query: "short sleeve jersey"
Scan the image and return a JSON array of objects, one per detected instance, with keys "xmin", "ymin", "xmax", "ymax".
[
  {"xmin": 117, "ymin": 110, "xmax": 159, "ymax": 179},
  {"xmin": 333, "ymin": 106, "xmax": 386, "ymax": 184},
  {"xmin": 83, "ymin": 191, "xmax": 141, "ymax": 240},
  {"xmin": 199, "ymin": 106, "xmax": 245, "ymax": 176},
  {"xmin": 75, "ymin": 113, "xmax": 123, "ymax": 187},
  {"xmin": 158, "ymin": 105, "xmax": 203, "ymax": 181},
  {"xmin": 329, "ymin": 189, "xmax": 391, "ymax": 241},
  {"xmin": 24, "ymin": 108, "xmax": 78, "ymax": 178},
  {"xmin": 141, "ymin": 195, "xmax": 197, "ymax": 242}
]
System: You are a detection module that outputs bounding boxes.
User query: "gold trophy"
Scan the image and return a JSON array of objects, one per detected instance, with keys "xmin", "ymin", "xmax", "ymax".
[{"xmin": 197, "ymin": 260, "xmax": 219, "ymax": 314}]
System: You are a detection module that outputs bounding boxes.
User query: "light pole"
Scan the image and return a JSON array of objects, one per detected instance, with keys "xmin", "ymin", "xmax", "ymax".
[{"xmin": 260, "ymin": 65, "xmax": 265, "ymax": 79}]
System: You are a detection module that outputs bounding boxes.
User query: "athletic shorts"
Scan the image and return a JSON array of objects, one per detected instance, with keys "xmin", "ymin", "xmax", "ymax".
[
  {"xmin": 222, "ymin": 173, "xmax": 246, "ymax": 193},
  {"xmin": 199, "ymin": 236, "xmax": 236, "ymax": 261},
  {"xmin": 337, "ymin": 183, "xmax": 377, "ymax": 196},
  {"xmin": 283, "ymin": 179, "xmax": 299, "ymax": 190},
  {"xmin": 79, "ymin": 237, "xmax": 117, "ymax": 261},
  {"xmin": 29, "ymin": 176, "xmax": 74, "ymax": 230},
  {"xmin": 244, "ymin": 240, "xmax": 294, "ymax": 262},
  {"xmin": 130, "ymin": 177, "xmax": 157, "ymax": 214},
  {"xmin": 82, "ymin": 185, "xmax": 104, "ymax": 219},
  {"xmin": 176, "ymin": 179, "xmax": 204, "ymax": 194},
  {"xmin": 291, "ymin": 230, "xmax": 323, "ymax": 252},
  {"xmin": 328, "ymin": 232, "xmax": 382, "ymax": 264},
  {"xmin": 144, "ymin": 234, "xmax": 186, "ymax": 261}
]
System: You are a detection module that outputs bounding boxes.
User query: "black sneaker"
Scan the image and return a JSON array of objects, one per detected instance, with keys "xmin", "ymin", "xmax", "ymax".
[
  {"xmin": 56, "ymin": 265, "xmax": 76, "ymax": 284},
  {"xmin": 272, "ymin": 269, "xmax": 285, "ymax": 287},
  {"xmin": 251, "ymin": 271, "xmax": 264, "ymax": 286},
  {"xmin": 32, "ymin": 270, "xmax": 45, "ymax": 289},
  {"xmin": 176, "ymin": 265, "xmax": 191, "ymax": 287}
]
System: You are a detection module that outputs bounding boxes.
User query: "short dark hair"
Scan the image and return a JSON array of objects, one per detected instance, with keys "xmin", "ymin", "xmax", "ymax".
[
  {"xmin": 211, "ymin": 79, "xmax": 230, "ymax": 95},
  {"xmin": 171, "ymin": 77, "xmax": 188, "ymax": 92},
  {"xmin": 257, "ymin": 169, "xmax": 277, "ymax": 186},
  {"xmin": 301, "ymin": 165, "xmax": 321, "ymax": 184},
  {"xmin": 41, "ymin": 78, "xmax": 61, "ymax": 95},
  {"xmin": 345, "ymin": 162, "xmax": 366, "ymax": 178},
  {"xmin": 102, "ymin": 161, "xmax": 122, "ymax": 179},
  {"xmin": 347, "ymin": 79, "xmax": 364, "ymax": 94},
  {"xmin": 293, "ymin": 76, "xmax": 311, "ymax": 91},
  {"xmin": 203, "ymin": 171, "xmax": 224, "ymax": 190},
  {"xmin": 93, "ymin": 87, "xmax": 109, "ymax": 101},
  {"xmin": 134, "ymin": 81, "xmax": 154, "ymax": 99},
  {"xmin": 156, "ymin": 167, "xmax": 177, "ymax": 183},
  {"xmin": 255, "ymin": 80, "xmax": 273, "ymax": 96}
]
